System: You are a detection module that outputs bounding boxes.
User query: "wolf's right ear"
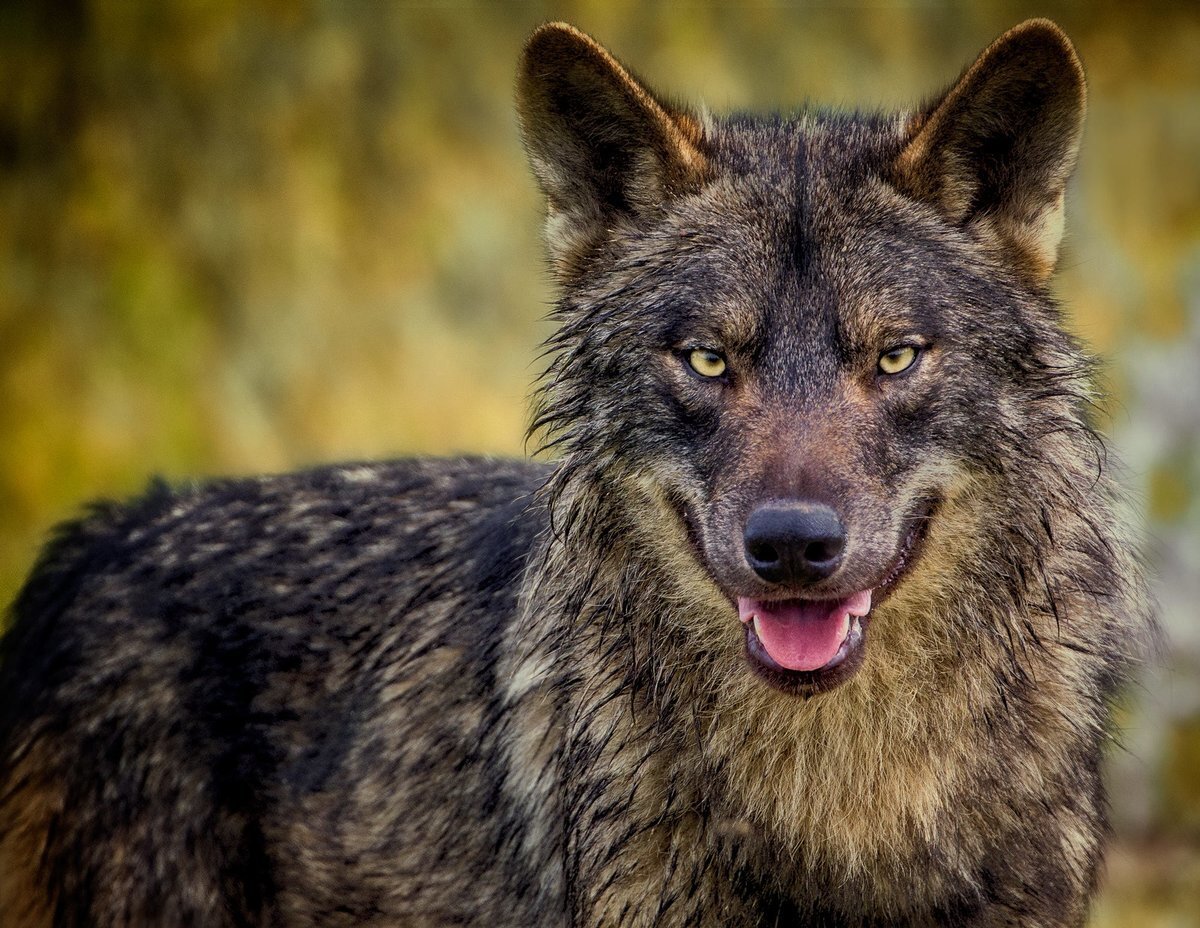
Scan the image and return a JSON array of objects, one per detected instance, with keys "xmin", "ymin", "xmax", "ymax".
[
  {"xmin": 893, "ymin": 19, "xmax": 1086, "ymax": 283},
  {"xmin": 517, "ymin": 23, "xmax": 711, "ymax": 281}
]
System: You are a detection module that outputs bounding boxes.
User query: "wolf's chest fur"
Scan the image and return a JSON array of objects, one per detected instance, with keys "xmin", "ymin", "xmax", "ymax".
[{"xmin": 1, "ymin": 19, "xmax": 1153, "ymax": 928}]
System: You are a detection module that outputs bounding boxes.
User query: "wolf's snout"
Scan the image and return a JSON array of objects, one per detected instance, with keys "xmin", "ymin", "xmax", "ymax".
[{"xmin": 743, "ymin": 503, "xmax": 846, "ymax": 585}]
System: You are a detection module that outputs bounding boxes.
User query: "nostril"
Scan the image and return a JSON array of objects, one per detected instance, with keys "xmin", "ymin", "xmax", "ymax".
[
  {"xmin": 747, "ymin": 540, "xmax": 779, "ymax": 566},
  {"xmin": 804, "ymin": 537, "xmax": 844, "ymax": 565}
]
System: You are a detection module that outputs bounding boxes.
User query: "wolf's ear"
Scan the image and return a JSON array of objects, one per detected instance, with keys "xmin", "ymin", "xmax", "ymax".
[
  {"xmin": 893, "ymin": 19, "xmax": 1085, "ymax": 283},
  {"xmin": 517, "ymin": 23, "xmax": 711, "ymax": 280}
]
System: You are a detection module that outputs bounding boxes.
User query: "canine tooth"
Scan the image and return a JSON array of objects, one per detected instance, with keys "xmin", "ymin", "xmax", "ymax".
[{"xmin": 752, "ymin": 615, "xmax": 762, "ymax": 639}]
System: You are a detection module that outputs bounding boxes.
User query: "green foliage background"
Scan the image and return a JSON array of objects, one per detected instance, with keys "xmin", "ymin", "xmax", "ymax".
[{"xmin": 1, "ymin": 1, "xmax": 1196, "ymax": 922}]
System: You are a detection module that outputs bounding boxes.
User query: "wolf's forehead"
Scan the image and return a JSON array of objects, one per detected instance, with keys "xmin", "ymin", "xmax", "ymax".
[
  {"xmin": 701, "ymin": 117, "xmax": 909, "ymax": 262},
  {"xmin": 711, "ymin": 114, "xmax": 904, "ymax": 193},
  {"xmin": 667, "ymin": 119, "xmax": 913, "ymax": 339}
]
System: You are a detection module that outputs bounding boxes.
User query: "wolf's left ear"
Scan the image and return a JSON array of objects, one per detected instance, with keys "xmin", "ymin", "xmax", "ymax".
[
  {"xmin": 517, "ymin": 23, "xmax": 711, "ymax": 280},
  {"xmin": 893, "ymin": 19, "xmax": 1085, "ymax": 283}
]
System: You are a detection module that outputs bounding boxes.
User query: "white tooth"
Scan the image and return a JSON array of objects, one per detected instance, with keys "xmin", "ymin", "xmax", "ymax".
[{"xmin": 752, "ymin": 615, "xmax": 762, "ymax": 639}]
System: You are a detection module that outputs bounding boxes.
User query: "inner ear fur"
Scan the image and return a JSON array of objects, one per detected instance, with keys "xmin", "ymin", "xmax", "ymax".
[
  {"xmin": 893, "ymin": 19, "xmax": 1086, "ymax": 282},
  {"xmin": 517, "ymin": 23, "xmax": 711, "ymax": 280}
]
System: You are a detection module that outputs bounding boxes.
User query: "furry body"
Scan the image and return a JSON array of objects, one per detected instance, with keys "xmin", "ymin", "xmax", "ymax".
[{"xmin": 1, "ymin": 21, "xmax": 1152, "ymax": 928}]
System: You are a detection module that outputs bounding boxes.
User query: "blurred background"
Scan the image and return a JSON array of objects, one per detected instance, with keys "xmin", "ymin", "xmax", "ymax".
[{"xmin": 0, "ymin": 1, "xmax": 1196, "ymax": 922}]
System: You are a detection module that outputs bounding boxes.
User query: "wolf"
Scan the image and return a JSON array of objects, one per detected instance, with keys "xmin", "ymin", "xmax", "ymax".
[{"xmin": 0, "ymin": 18, "xmax": 1154, "ymax": 928}]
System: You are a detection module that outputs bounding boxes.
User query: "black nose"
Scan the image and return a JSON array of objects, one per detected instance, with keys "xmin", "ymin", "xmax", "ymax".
[{"xmin": 743, "ymin": 502, "xmax": 846, "ymax": 585}]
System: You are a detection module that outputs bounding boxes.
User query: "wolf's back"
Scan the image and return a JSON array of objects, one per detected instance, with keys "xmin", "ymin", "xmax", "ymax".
[{"xmin": 0, "ymin": 457, "xmax": 549, "ymax": 927}]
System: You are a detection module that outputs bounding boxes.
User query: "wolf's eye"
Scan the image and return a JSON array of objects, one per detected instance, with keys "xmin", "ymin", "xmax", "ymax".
[
  {"xmin": 686, "ymin": 349, "xmax": 727, "ymax": 379},
  {"xmin": 878, "ymin": 345, "xmax": 920, "ymax": 376}
]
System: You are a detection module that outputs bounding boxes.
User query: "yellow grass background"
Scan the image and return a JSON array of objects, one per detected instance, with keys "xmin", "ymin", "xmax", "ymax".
[{"xmin": 1, "ymin": 2, "xmax": 1197, "ymax": 922}]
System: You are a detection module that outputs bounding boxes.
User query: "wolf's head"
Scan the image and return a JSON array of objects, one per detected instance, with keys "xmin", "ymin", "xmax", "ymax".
[{"xmin": 519, "ymin": 22, "xmax": 1113, "ymax": 698}]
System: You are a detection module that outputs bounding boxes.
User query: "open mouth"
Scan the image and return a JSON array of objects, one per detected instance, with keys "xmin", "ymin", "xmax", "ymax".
[
  {"xmin": 739, "ymin": 593, "xmax": 873, "ymax": 695},
  {"xmin": 739, "ymin": 498, "xmax": 939, "ymax": 696}
]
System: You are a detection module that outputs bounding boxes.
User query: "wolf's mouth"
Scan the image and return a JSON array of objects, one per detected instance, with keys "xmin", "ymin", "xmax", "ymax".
[
  {"xmin": 665, "ymin": 488, "xmax": 939, "ymax": 695},
  {"xmin": 872, "ymin": 497, "xmax": 939, "ymax": 601},
  {"xmin": 739, "ymin": 590, "xmax": 872, "ymax": 673},
  {"xmin": 739, "ymin": 498, "xmax": 939, "ymax": 696},
  {"xmin": 739, "ymin": 595, "xmax": 873, "ymax": 695}
]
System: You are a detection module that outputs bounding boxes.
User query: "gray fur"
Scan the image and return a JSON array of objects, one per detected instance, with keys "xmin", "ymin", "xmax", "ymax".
[{"xmin": 0, "ymin": 20, "xmax": 1154, "ymax": 928}]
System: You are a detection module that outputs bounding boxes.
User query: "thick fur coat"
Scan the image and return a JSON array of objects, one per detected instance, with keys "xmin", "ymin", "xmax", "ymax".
[{"xmin": 0, "ymin": 20, "xmax": 1154, "ymax": 928}]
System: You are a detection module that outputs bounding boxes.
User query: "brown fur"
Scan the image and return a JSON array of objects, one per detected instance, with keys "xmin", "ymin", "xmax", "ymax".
[
  {"xmin": 0, "ymin": 748, "xmax": 61, "ymax": 928},
  {"xmin": 0, "ymin": 21, "xmax": 1153, "ymax": 928}
]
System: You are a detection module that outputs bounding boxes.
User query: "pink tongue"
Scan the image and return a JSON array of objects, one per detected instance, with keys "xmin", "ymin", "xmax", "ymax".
[{"xmin": 738, "ymin": 590, "xmax": 872, "ymax": 672}]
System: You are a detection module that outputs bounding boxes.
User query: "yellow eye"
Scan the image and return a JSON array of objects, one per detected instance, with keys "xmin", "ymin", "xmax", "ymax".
[
  {"xmin": 687, "ymin": 349, "xmax": 727, "ymax": 378},
  {"xmin": 878, "ymin": 345, "xmax": 919, "ymax": 376}
]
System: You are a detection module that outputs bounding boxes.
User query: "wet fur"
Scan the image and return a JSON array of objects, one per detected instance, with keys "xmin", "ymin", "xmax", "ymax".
[{"xmin": 1, "ymin": 20, "xmax": 1153, "ymax": 928}]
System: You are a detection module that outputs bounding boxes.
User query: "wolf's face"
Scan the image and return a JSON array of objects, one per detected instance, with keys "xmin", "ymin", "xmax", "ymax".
[{"xmin": 521, "ymin": 23, "xmax": 1088, "ymax": 694}]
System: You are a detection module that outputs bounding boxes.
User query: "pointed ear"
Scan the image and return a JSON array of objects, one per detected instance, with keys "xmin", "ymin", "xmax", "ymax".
[
  {"xmin": 517, "ymin": 23, "xmax": 711, "ymax": 280},
  {"xmin": 893, "ymin": 19, "xmax": 1086, "ymax": 283}
]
